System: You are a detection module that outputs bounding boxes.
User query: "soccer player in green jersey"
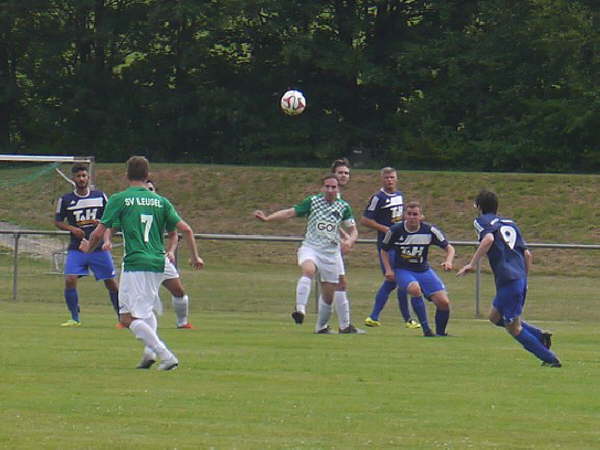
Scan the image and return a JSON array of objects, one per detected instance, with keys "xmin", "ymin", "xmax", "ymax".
[
  {"xmin": 106, "ymin": 179, "xmax": 195, "ymax": 329},
  {"xmin": 254, "ymin": 174, "xmax": 363, "ymax": 334},
  {"xmin": 81, "ymin": 156, "xmax": 204, "ymax": 370}
]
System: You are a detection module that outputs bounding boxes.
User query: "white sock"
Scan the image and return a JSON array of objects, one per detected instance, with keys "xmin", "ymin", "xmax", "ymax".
[
  {"xmin": 129, "ymin": 319, "xmax": 173, "ymax": 361},
  {"xmin": 295, "ymin": 276, "xmax": 312, "ymax": 314},
  {"xmin": 172, "ymin": 295, "xmax": 189, "ymax": 327},
  {"xmin": 334, "ymin": 291, "xmax": 351, "ymax": 330},
  {"xmin": 316, "ymin": 296, "xmax": 332, "ymax": 332},
  {"xmin": 142, "ymin": 313, "xmax": 158, "ymax": 357},
  {"xmin": 143, "ymin": 312, "xmax": 157, "ymax": 332}
]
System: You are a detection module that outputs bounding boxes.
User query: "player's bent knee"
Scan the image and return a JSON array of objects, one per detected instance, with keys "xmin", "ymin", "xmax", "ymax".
[
  {"xmin": 119, "ymin": 314, "xmax": 133, "ymax": 328},
  {"xmin": 407, "ymin": 283, "xmax": 422, "ymax": 297},
  {"xmin": 436, "ymin": 299, "xmax": 450, "ymax": 310}
]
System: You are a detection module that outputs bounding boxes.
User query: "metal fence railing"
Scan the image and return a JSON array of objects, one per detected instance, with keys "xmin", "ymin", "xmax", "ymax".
[{"xmin": 1, "ymin": 229, "xmax": 599, "ymax": 316}]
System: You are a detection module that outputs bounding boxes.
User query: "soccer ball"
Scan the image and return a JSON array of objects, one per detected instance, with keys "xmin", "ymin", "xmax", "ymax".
[{"xmin": 280, "ymin": 90, "xmax": 306, "ymax": 116}]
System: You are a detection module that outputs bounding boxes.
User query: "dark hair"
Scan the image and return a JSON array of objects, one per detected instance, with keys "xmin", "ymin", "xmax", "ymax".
[
  {"xmin": 321, "ymin": 174, "xmax": 339, "ymax": 185},
  {"xmin": 330, "ymin": 158, "xmax": 351, "ymax": 173},
  {"xmin": 127, "ymin": 156, "xmax": 149, "ymax": 181},
  {"xmin": 475, "ymin": 189, "xmax": 498, "ymax": 214},
  {"xmin": 71, "ymin": 164, "xmax": 88, "ymax": 174}
]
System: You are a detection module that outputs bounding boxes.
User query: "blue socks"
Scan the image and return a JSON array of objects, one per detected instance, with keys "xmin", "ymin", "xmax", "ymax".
[
  {"xmin": 513, "ymin": 328, "xmax": 559, "ymax": 364},
  {"xmin": 435, "ymin": 309, "xmax": 450, "ymax": 335},
  {"xmin": 64, "ymin": 288, "xmax": 80, "ymax": 322},
  {"xmin": 397, "ymin": 290, "xmax": 411, "ymax": 322},
  {"xmin": 109, "ymin": 290, "xmax": 120, "ymax": 316},
  {"xmin": 521, "ymin": 320, "xmax": 543, "ymax": 341},
  {"xmin": 370, "ymin": 280, "xmax": 396, "ymax": 321},
  {"xmin": 411, "ymin": 296, "xmax": 430, "ymax": 332}
]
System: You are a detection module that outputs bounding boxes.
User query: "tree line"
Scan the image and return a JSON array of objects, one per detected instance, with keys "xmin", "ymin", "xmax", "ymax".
[{"xmin": 1, "ymin": 0, "xmax": 598, "ymax": 171}]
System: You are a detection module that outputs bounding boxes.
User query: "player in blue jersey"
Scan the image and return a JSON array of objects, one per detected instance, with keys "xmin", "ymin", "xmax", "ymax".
[
  {"xmin": 361, "ymin": 167, "xmax": 419, "ymax": 329},
  {"xmin": 457, "ymin": 190, "xmax": 561, "ymax": 367},
  {"xmin": 380, "ymin": 201, "xmax": 454, "ymax": 336},
  {"xmin": 254, "ymin": 174, "xmax": 364, "ymax": 334},
  {"xmin": 54, "ymin": 164, "xmax": 119, "ymax": 327}
]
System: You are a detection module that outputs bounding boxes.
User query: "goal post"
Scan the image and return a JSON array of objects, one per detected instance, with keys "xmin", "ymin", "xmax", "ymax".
[{"xmin": 0, "ymin": 154, "xmax": 97, "ymax": 188}]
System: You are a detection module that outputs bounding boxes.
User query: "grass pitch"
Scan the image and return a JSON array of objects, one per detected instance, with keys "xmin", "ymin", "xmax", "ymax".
[{"xmin": 1, "ymin": 298, "xmax": 599, "ymax": 449}]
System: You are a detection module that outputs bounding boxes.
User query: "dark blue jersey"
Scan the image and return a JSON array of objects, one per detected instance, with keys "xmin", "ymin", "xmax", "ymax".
[
  {"xmin": 381, "ymin": 221, "xmax": 448, "ymax": 272},
  {"xmin": 474, "ymin": 213, "xmax": 528, "ymax": 286},
  {"xmin": 55, "ymin": 189, "xmax": 108, "ymax": 250},
  {"xmin": 362, "ymin": 189, "xmax": 404, "ymax": 247}
]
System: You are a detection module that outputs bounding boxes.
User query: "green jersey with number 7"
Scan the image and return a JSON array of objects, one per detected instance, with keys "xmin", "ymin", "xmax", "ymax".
[{"xmin": 101, "ymin": 186, "xmax": 181, "ymax": 272}]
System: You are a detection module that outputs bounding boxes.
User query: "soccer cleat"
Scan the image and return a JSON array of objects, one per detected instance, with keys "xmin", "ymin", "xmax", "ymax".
[
  {"xmin": 364, "ymin": 317, "xmax": 381, "ymax": 327},
  {"xmin": 541, "ymin": 331, "xmax": 552, "ymax": 349},
  {"xmin": 157, "ymin": 357, "xmax": 179, "ymax": 371},
  {"xmin": 136, "ymin": 353, "xmax": 157, "ymax": 369},
  {"xmin": 339, "ymin": 324, "xmax": 367, "ymax": 334},
  {"xmin": 541, "ymin": 360, "xmax": 562, "ymax": 368},
  {"xmin": 315, "ymin": 326, "xmax": 334, "ymax": 334},
  {"xmin": 436, "ymin": 332, "xmax": 449, "ymax": 337},
  {"xmin": 291, "ymin": 310, "xmax": 305, "ymax": 325},
  {"xmin": 405, "ymin": 319, "xmax": 421, "ymax": 329},
  {"xmin": 60, "ymin": 319, "xmax": 81, "ymax": 327},
  {"xmin": 423, "ymin": 329, "xmax": 435, "ymax": 337},
  {"xmin": 177, "ymin": 323, "xmax": 194, "ymax": 329}
]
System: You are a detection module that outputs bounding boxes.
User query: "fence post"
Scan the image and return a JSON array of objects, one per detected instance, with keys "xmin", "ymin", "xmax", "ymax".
[
  {"xmin": 475, "ymin": 259, "xmax": 481, "ymax": 317},
  {"xmin": 12, "ymin": 233, "xmax": 20, "ymax": 301}
]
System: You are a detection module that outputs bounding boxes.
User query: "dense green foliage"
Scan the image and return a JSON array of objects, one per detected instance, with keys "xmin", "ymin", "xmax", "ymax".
[{"xmin": 1, "ymin": 0, "xmax": 598, "ymax": 171}]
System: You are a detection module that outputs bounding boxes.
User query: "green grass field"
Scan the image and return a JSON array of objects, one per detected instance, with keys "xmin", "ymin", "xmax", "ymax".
[
  {"xmin": 2, "ymin": 256, "xmax": 600, "ymax": 449},
  {"xmin": 1, "ymin": 303, "xmax": 599, "ymax": 449}
]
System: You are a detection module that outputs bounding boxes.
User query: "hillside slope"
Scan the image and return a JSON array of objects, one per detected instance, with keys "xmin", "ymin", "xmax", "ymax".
[{"xmin": 1, "ymin": 163, "xmax": 599, "ymax": 274}]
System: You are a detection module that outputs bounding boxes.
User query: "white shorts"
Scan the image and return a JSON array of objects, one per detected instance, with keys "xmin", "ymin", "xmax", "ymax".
[
  {"xmin": 297, "ymin": 245, "xmax": 340, "ymax": 283},
  {"xmin": 118, "ymin": 271, "xmax": 165, "ymax": 319},
  {"xmin": 163, "ymin": 258, "xmax": 180, "ymax": 280},
  {"xmin": 336, "ymin": 251, "xmax": 346, "ymax": 277}
]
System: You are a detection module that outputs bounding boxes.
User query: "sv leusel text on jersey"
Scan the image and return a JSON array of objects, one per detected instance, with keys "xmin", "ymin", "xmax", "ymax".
[{"xmin": 124, "ymin": 197, "xmax": 163, "ymax": 207}]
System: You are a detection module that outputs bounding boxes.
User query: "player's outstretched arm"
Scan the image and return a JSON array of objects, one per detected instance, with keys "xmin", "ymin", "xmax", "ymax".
[
  {"xmin": 457, "ymin": 234, "xmax": 494, "ymax": 276},
  {"xmin": 55, "ymin": 220, "xmax": 85, "ymax": 240},
  {"xmin": 380, "ymin": 249, "xmax": 395, "ymax": 282},
  {"xmin": 524, "ymin": 249, "xmax": 533, "ymax": 275},
  {"xmin": 176, "ymin": 220, "xmax": 204, "ymax": 270},
  {"xmin": 360, "ymin": 216, "xmax": 389, "ymax": 234},
  {"xmin": 341, "ymin": 224, "xmax": 358, "ymax": 254},
  {"xmin": 165, "ymin": 230, "xmax": 179, "ymax": 263},
  {"xmin": 101, "ymin": 227, "xmax": 115, "ymax": 251},
  {"xmin": 441, "ymin": 244, "xmax": 455, "ymax": 271},
  {"xmin": 254, "ymin": 208, "xmax": 296, "ymax": 222},
  {"xmin": 80, "ymin": 223, "xmax": 107, "ymax": 253}
]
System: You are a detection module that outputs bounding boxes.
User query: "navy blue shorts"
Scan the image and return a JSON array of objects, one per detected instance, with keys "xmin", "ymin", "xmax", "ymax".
[
  {"xmin": 395, "ymin": 268, "xmax": 445, "ymax": 298},
  {"xmin": 493, "ymin": 278, "xmax": 527, "ymax": 324},
  {"xmin": 64, "ymin": 249, "xmax": 116, "ymax": 280}
]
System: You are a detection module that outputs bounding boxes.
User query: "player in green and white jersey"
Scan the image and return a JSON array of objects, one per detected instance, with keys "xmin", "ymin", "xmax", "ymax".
[
  {"xmin": 254, "ymin": 174, "xmax": 362, "ymax": 334},
  {"xmin": 81, "ymin": 156, "xmax": 203, "ymax": 371}
]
